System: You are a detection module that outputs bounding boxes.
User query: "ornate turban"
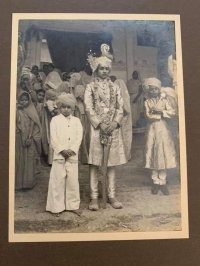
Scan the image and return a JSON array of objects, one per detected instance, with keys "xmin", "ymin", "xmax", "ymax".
[{"xmin": 87, "ymin": 44, "xmax": 113, "ymax": 72}]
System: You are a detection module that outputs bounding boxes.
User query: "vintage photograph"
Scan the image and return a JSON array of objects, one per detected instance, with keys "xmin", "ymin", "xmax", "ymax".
[{"xmin": 9, "ymin": 14, "xmax": 188, "ymax": 242}]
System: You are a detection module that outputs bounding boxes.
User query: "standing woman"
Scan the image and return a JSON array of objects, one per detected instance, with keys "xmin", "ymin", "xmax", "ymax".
[{"xmin": 15, "ymin": 91, "xmax": 42, "ymax": 191}]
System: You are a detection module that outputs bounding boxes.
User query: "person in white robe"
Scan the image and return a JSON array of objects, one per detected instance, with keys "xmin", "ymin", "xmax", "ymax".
[
  {"xmin": 46, "ymin": 93, "xmax": 83, "ymax": 217},
  {"xmin": 143, "ymin": 78, "xmax": 177, "ymax": 196}
]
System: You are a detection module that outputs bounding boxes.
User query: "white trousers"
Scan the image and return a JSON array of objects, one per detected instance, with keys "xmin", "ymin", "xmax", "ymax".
[
  {"xmin": 46, "ymin": 160, "xmax": 80, "ymax": 213},
  {"xmin": 90, "ymin": 165, "xmax": 116, "ymax": 199},
  {"xmin": 151, "ymin": 169, "xmax": 167, "ymax": 185}
]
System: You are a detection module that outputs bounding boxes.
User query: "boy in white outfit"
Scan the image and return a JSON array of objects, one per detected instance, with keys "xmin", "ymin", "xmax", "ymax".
[{"xmin": 46, "ymin": 93, "xmax": 83, "ymax": 217}]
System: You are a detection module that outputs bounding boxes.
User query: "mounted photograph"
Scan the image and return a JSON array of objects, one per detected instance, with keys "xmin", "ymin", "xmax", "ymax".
[{"xmin": 9, "ymin": 13, "xmax": 188, "ymax": 242}]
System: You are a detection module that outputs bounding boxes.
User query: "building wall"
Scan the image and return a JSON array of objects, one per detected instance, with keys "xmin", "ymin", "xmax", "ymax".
[{"xmin": 19, "ymin": 20, "xmax": 161, "ymax": 84}]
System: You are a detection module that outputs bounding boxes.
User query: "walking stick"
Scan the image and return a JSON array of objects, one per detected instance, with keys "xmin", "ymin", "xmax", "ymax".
[{"xmin": 100, "ymin": 135, "xmax": 113, "ymax": 209}]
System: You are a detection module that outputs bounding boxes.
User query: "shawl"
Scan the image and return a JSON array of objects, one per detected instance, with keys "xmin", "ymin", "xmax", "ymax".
[
  {"xmin": 44, "ymin": 70, "xmax": 63, "ymax": 90},
  {"xmin": 17, "ymin": 91, "xmax": 42, "ymax": 153}
]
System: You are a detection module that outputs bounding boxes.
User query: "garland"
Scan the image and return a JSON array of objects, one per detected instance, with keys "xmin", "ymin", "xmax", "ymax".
[{"xmin": 91, "ymin": 78, "xmax": 119, "ymax": 145}]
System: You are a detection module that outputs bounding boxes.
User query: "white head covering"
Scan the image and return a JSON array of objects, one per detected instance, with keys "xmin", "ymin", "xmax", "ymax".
[
  {"xmin": 56, "ymin": 93, "xmax": 77, "ymax": 109},
  {"xmin": 142, "ymin": 77, "xmax": 161, "ymax": 93}
]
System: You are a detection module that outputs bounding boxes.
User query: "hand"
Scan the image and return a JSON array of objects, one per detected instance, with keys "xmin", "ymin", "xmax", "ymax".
[
  {"xmin": 25, "ymin": 138, "xmax": 32, "ymax": 147},
  {"xmin": 106, "ymin": 122, "xmax": 118, "ymax": 133},
  {"xmin": 132, "ymin": 98, "xmax": 138, "ymax": 104},
  {"xmin": 133, "ymin": 86, "xmax": 143, "ymax": 103},
  {"xmin": 66, "ymin": 149, "xmax": 76, "ymax": 156},
  {"xmin": 151, "ymin": 108, "xmax": 163, "ymax": 115},
  {"xmin": 100, "ymin": 123, "xmax": 108, "ymax": 133},
  {"xmin": 60, "ymin": 150, "xmax": 69, "ymax": 159},
  {"xmin": 139, "ymin": 85, "xmax": 143, "ymax": 95}
]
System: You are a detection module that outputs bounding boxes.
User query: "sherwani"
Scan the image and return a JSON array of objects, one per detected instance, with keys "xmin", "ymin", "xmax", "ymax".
[
  {"xmin": 144, "ymin": 97, "xmax": 177, "ymax": 185},
  {"xmin": 84, "ymin": 78, "xmax": 127, "ymax": 167},
  {"xmin": 84, "ymin": 78, "xmax": 128, "ymax": 199},
  {"xmin": 46, "ymin": 114, "xmax": 83, "ymax": 213}
]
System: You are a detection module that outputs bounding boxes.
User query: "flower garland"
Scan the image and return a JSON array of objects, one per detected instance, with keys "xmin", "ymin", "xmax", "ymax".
[{"xmin": 91, "ymin": 78, "xmax": 119, "ymax": 144}]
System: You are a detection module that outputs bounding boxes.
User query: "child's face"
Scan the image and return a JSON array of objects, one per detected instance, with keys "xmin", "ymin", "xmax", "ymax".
[
  {"xmin": 149, "ymin": 86, "xmax": 160, "ymax": 98},
  {"xmin": 60, "ymin": 104, "xmax": 73, "ymax": 117},
  {"xmin": 97, "ymin": 65, "xmax": 111, "ymax": 79},
  {"xmin": 37, "ymin": 92, "xmax": 45, "ymax": 103},
  {"xmin": 19, "ymin": 95, "xmax": 29, "ymax": 108}
]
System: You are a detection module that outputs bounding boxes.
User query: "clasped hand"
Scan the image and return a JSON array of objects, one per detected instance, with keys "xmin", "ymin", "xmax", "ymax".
[
  {"xmin": 100, "ymin": 122, "xmax": 118, "ymax": 134},
  {"xmin": 60, "ymin": 149, "xmax": 76, "ymax": 159},
  {"xmin": 151, "ymin": 107, "xmax": 163, "ymax": 115}
]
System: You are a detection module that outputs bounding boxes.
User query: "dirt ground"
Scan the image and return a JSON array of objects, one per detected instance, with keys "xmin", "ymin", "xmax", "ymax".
[{"xmin": 14, "ymin": 134, "xmax": 181, "ymax": 233}]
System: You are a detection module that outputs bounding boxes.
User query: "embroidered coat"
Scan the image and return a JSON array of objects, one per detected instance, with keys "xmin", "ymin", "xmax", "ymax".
[{"xmin": 84, "ymin": 77, "xmax": 128, "ymax": 166}]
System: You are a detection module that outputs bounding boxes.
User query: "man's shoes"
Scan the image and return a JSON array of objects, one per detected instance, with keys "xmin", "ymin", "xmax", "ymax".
[
  {"xmin": 160, "ymin": 185, "xmax": 169, "ymax": 195},
  {"xmin": 151, "ymin": 184, "xmax": 159, "ymax": 195}
]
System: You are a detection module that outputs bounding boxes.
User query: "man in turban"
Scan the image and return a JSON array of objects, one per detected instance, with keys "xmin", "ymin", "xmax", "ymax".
[
  {"xmin": 46, "ymin": 93, "xmax": 83, "ymax": 217},
  {"xmin": 84, "ymin": 44, "xmax": 130, "ymax": 211}
]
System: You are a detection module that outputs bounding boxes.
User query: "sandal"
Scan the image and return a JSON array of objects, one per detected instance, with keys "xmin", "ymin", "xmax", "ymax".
[
  {"xmin": 88, "ymin": 199, "xmax": 99, "ymax": 211},
  {"xmin": 109, "ymin": 198, "xmax": 123, "ymax": 209}
]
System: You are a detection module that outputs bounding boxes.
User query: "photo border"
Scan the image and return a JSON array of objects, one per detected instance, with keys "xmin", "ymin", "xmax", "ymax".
[{"xmin": 9, "ymin": 13, "xmax": 188, "ymax": 242}]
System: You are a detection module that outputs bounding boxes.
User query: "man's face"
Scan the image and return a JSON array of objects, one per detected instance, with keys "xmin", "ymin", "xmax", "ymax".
[
  {"xmin": 60, "ymin": 104, "xmax": 73, "ymax": 117},
  {"xmin": 19, "ymin": 95, "xmax": 29, "ymax": 108},
  {"xmin": 97, "ymin": 65, "xmax": 111, "ymax": 79},
  {"xmin": 132, "ymin": 72, "xmax": 138, "ymax": 80},
  {"xmin": 43, "ymin": 65, "xmax": 49, "ymax": 73},
  {"xmin": 37, "ymin": 92, "xmax": 45, "ymax": 103},
  {"xmin": 32, "ymin": 67, "xmax": 39, "ymax": 76}
]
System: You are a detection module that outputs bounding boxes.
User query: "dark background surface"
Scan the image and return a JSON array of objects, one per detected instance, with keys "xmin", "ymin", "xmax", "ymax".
[{"xmin": 0, "ymin": 0, "xmax": 199, "ymax": 265}]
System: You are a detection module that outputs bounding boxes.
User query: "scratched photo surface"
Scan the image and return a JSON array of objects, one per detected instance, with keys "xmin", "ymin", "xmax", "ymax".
[{"xmin": 9, "ymin": 15, "xmax": 187, "ymax": 241}]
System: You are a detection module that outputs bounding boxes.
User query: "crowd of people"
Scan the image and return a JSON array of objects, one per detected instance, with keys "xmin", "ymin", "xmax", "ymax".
[{"xmin": 15, "ymin": 44, "xmax": 179, "ymax": 217}]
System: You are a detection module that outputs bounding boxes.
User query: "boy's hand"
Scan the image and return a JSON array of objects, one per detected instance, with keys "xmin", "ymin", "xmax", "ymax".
[
  {"xmin": 60, "ymin": 150, "xmax": 69, "ymax": 159},
  {"xmin": 66, "ymin": 149, "xmax": 76, "ymax": 156},
  {"xmin": 25, "ymin": 138, "xmax": 32, "ymax": 147},
  {"xmin": 151, "ymin": 108, "xmax": 163, "ymax": 115}
]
